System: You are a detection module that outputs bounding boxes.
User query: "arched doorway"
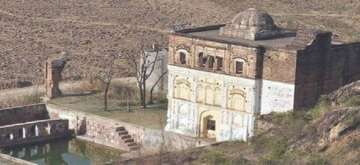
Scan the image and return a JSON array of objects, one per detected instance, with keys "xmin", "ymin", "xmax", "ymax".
[
  {"xmin": 202, "ymin": 115, "xmax": 216, "ymax": 139},
  {"xmin": 199, "ymin": 110, "xmax": 219, "ymax": 140}
]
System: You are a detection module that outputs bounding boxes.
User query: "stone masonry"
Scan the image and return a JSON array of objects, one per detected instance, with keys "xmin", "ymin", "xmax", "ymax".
[
  {"xmin": 165, "ymin": 8, "xmax": 360, "ymax": 142},
  {"xmin": 44, "ymin": 55, "xmax": 69, "ymax": 99},
  {"xmin": 0, "ymin": 104, "xmax": 69, "ymax": 148}
]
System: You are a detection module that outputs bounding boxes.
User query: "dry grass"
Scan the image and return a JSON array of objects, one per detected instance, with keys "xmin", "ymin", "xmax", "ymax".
[
  {"xmin": 0, "ymin": 87, "xmax": 43, "ymax": 109},
  {"xmin": 0, "ymin": 0, "xmax": 359, "ymax": 88},
  {"xmin": 49, "ymin": 93, "xmax": 167, "ymax": 129}
]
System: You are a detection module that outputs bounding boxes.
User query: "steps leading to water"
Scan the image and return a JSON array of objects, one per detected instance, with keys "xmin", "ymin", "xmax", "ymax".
[{"xmin": 116, "ymin": 126, "xmax": 139, "ymax": 151}]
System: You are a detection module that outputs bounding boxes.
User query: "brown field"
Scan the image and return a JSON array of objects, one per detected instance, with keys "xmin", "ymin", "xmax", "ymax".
[{"xmin": 0, "ymin": 0, "xmax": 359, "ymax": 87}]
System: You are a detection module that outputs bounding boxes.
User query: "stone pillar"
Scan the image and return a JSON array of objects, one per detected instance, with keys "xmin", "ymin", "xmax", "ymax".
[{"xmin": 44, "ymin": 57, "xmax": 69, "ymax": 99}]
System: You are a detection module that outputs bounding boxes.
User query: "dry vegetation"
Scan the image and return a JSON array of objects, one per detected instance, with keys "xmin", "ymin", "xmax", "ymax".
[
  {"xmin": 48, "ymin": 80, "xmax": 167, "ymax": 129},
  {"xmin": 120, "ymin": 81, "xmax": 360, "ymax": 165},
  {"xmin": 1, "ymin": 0, "xmax": 360, "ymax": 88}
]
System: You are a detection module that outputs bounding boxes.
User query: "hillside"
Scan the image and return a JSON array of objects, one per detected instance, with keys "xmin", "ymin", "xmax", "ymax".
[
  {"xmin": 193, "ymin": 81, "xmax": 360, "ymax": 165},
  {"xmin": 0, "ymin": 0, "xmax": 360, "ymax": 87},
  {"xmin": 120, "ymin": 81, "xmax": 360, "ymax": 165}
]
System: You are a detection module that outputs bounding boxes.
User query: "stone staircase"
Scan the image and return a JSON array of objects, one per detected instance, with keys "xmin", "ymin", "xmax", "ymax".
[{"xmin": 116, "ymin": 127, "xmax": 139, "ymax": 151}]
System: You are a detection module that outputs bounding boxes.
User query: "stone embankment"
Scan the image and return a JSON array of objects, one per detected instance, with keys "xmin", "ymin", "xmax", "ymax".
[
  {"xmin": 0, "ymin": 104, "xmax": 70, "ymax": 148},
  {"xmin": 46, "ymin": 103, "xmax": 212, "ymax": 155}
]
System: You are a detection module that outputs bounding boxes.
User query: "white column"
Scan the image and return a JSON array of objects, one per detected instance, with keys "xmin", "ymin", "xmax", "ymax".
[{"xmin": 22, "ymin": 127, "xmax": 26, "ymax": 138}]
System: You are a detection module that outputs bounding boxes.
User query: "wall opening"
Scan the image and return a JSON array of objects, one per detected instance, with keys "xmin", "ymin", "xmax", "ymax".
[
  {"xmin": 203, "ymin": 115, "xmax": 216, "ymax": 139},
  {"xmin": 179, "ymin": 52, "xmax": 187, "ymax": 64}
]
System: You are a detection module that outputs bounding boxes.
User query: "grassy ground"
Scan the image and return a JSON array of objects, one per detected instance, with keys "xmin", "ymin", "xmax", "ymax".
[
  {"xmin": 185, "ymin": 96, "xmax": 360, "ymax": 165},
  {"xmin": 49, "ymin": 93, "xmax": 167, "ymax": 129}
]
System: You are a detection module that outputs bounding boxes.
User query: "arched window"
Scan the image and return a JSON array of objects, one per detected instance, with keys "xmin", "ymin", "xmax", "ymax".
[
  {"xmin": 228, "ymin": 88, "xmax": 246, "ymax": 111},
  {"xmin": 179, "ymin": 52, "xmax": 187, "ymax": 64},
  {"xmin": 174, "ymin": 77, "xmax": 192, "ymax": 100},
  {"xmin": 216, "ymin": 57, "xmax": 223, "ymax": 71},
  {"xmin": 208, "ymin": 56, "xmax": 215, "ymax": 69},
  {"xmin": 198, "ymin": 52, "xmax": 204, "ymax": 67},
  {"xmin": 234, "ymin": 58, "xmax": 246, "ymax": 74}
]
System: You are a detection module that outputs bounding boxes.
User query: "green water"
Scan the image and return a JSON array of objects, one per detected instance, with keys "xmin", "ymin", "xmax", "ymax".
[{"xmin": 0, "ymin": 138, "xmax": 124, "ymax": 165}]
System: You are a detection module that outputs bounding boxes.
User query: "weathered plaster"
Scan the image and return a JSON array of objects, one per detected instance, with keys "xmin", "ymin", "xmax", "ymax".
[{"xmin": 166, "ymin": 65, "xmax": 294, "ymax": 141}]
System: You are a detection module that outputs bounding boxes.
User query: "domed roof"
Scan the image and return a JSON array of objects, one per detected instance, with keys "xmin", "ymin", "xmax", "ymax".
[
  {"xmin": 219, "ymin": 8, "xmax": 280, "ymax": 40},
  {"xmin": 230, "ymin": 8, "xmax": 275, "ymax": 30}
]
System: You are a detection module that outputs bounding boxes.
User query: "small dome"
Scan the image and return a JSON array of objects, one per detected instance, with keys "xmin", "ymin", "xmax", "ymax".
[
  {"xmin": 219, "ymin": 8, "xmax": 280, "ymax": 40},
  {"xmin": 230, "ymin": 8, "xmax": 275, "ymax": 31}
]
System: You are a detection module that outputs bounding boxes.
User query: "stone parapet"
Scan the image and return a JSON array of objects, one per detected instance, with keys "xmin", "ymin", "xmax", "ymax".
[{"xmin": 0, "ymin": 119, "xmax": 69, "ymax": 148}]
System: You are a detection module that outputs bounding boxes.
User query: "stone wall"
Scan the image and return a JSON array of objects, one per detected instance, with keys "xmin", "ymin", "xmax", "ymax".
[
  {"xmin": 46, "ymin": 104, "xmax": 206, "ymax": 153},
  {"xmin": 0, "ymin": 104, "xmax": 49, "ymax": 126},
  {"xmin": 0, "ymin": 119, "xmax": 69, "ymax": 148},
  {"xmin": 323, "ymin": 43, "xmax": 360, "ymax": 93},
  {"xmin": 293, "ymin": 32, "xmax": 332, "ymax": 108},
  {"xmin": 294, "ymin": 34, "xmax": 360, "ymax": 108}
]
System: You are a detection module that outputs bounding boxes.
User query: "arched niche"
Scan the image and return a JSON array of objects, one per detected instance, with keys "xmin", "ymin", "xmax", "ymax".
[
  {"xmin": 227, "ymin": 88, "xmax": 246, "ymax": 111},
  {"xmin": 174, "ymin": 77, "xmax": 192, "ymax": 100}
]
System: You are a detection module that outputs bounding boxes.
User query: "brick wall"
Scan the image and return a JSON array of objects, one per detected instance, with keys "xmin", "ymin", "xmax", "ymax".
[
  {"xmin": 169, "ymin": 35, "xmax": 262, "ymax": 79},
  {"xmin": 262, "ymin": 49, "xmax": 297, "ymax": 83}
]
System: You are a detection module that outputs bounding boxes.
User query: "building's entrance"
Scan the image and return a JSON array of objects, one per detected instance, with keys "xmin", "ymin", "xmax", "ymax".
[{"xmin": 203, "ymin": 116, "xmax": 216, "ymax": 139}]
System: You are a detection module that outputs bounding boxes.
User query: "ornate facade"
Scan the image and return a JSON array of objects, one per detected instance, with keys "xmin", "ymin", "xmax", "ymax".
[{"xmin": 165, "ymin": 8, "xmax": 360, "ymax": 141}]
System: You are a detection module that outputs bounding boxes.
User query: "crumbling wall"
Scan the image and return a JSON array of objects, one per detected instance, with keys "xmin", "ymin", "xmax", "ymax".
[
  {"xmin": 294, "ymin": 32, "xmax": 360, "ymax": 109},
  {"xmin": 293, "ymin": 31, "xmax": 332, "ymax": 108},
  {"xmin": 322, "ymin": 43, "xmax": 360, "ymax": 93},
  {"xmin": 45, "ymin": 57, "xmax": 68, "ymax": 99}
]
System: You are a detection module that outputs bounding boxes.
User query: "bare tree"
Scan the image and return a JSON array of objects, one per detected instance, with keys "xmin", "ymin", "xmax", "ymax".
[
  {"xmin": 149, "ymin": 70, "xmax": 167, "ymax": 104},
  {"xmin": 94, "ymin": 54, "xmax": 118, "ymax": 111},
  {"xmin": 126, "ymin": 43, "xmax": 162, "ymax": 109}
]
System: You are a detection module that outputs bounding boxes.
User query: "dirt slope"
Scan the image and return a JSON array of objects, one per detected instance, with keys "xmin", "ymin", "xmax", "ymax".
[{"xmin": 0, "ymin": 0, "xmax": 359, "ymax": 87}]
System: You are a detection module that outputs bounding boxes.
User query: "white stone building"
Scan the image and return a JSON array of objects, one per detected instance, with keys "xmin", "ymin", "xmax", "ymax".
[{"xmin": 164, "ymin": 8, "xmax": 360, "ymax": 141}]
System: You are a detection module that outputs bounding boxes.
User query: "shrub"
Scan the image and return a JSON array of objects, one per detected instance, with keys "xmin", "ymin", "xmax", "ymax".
[
  {"xmin": 158, "ymin": 94, "xmax": 168, "ymax": 104},
  {"xmin": 349, "ymin": 138, "xmax": 360, "ymax": 150},
  {"xmin": 200, "ymin": 150, "xmax": 231, "ymax": 165},
  {"xmin": 253, "ymin": 135, "xmax": 288, "ymax": 160},
  {"xmin": 77, "ymin": 79, "xmax": 104, "ymax": 92},
  {"xmin": 342, "ymin": 95, "xmax": 360, "ymax": 107},
  {"xmin": 231, "ymin": 157, "xmax": 250, "ymax": 165},
  {"xmin": 268, "ymin": 111, "xmax": 308, "ymax": 138},
  {"xmin": 266, "ymin": 137, "xmax": 288, "ymax": 160},
  {"xmin": 258, "ymin": 157, "xmax": 278, "ymax": 165},
  {"xmin": 307, "ymin": 97, "xmax": 331, "ymax": 120},
  {"xmin": 308, "ymin": 154, "xmax": 328, "ymax": 165}
]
